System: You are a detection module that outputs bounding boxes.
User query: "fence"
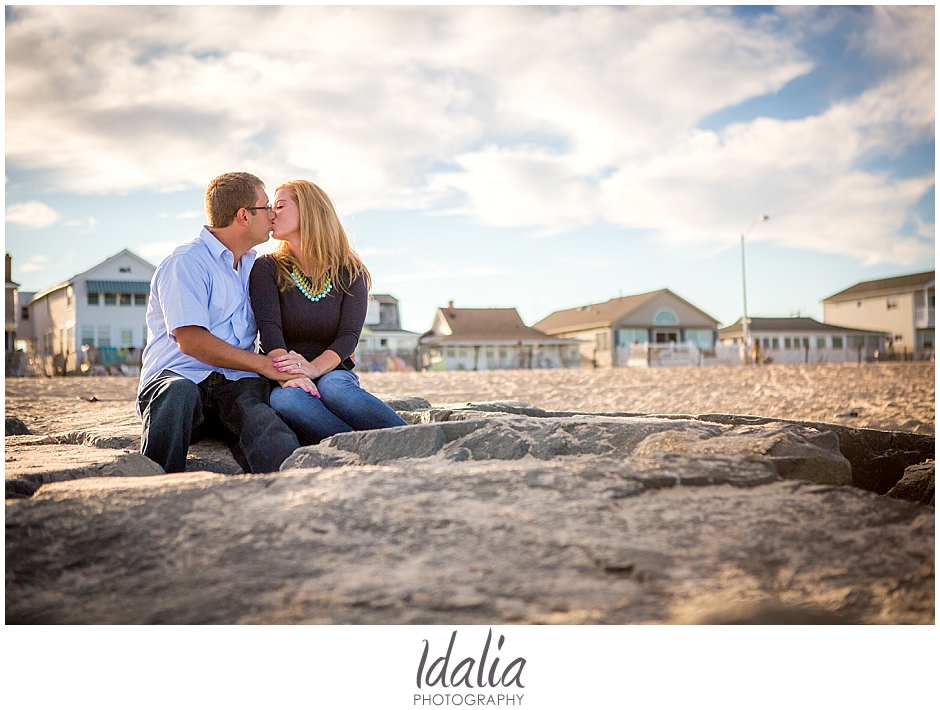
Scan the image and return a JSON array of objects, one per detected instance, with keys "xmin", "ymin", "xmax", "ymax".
[{"xmin": 604, "ymin": 342, "xmax": 886, "ymax": 368}]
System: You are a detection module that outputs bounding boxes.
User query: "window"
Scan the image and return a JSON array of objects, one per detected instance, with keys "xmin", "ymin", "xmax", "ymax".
[
  {"xmin": 801, "ymin": 338, "xmax": 809, "ymax": 349},
  {"xmin": 97, "ymin": 326, "xmax": 111, "ymax": 347},
  {"xmin": 620, "ymin": 329, "xmax": 648, "ymax": 345},
  {"xmin": 923, "ymin": 332, "xmax": 934, "ymax": 349},
  {"xmin": 67, "ymin": 286, "xmax": 73, "ymax": 307},
  {"xmin": 380, "ymin": 338, "xmax": 388, "ymax": 347},
  {"xmin": 81, "ymin": 326, "xmax": 95, "ymax": 347},
  {"xmin": 784, "ymin": 338, "xmax": 792, "ymax": 349},
  {"xmin": 762, "ymin": 338, "xmax": 770, "ymax": 350},
  {"xmin": 894, "ymin": 334, "xmax": 903, "ymax": 342},
  {"xmin": 446, "ymin": 348, "xmax": 455, "ymax": 358},
  {"xmin": 816, "ymin": 337, "xmax": 826, "ymax": 349},
  {"xmin": 121, "ymin": 329, "xmax": 134, "ymax": 346},
  {"xmin": 867, "ymin": 336, "xmax": 879, "ymax": 348},
  {"xmin": 886, "ymin": 296, "xmax": 899, "ymax": 310},
  {"xmin": 832, "ymin": 336, "xmax": 843, "ymax": 349},
  {"xmin": 134, "ymin": 293, "xmax": 147, "ymax": 306},
  {"xmin": 88, "ymin": 293, "xmax": 100, "ymax": 306},
  {"xmin": 20, "ymin": 306, "xmax": 29, "ymax": 320},
  {"xmin": 772, "ymin": 338, "xmax": 779, "ymax": 349},
  {"xmin": 104, "ymin": 293, "xmax": 117, "ymax": 306},
  {"xmin": 653, "ymin": 308, "xmax": 679, "ymax": 325},
  {"xmin": 120, "ymin": 293, "xmax": 132, "ymax": 306},
  {"xmin": 119, "ymin": 266, "xmax": 131, "ymax": 273}
]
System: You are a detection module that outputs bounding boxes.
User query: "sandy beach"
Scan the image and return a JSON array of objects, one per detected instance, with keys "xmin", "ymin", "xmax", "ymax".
[{"xmin": 5, "ymin": 361, "xmax": 934, "ymax": 436}]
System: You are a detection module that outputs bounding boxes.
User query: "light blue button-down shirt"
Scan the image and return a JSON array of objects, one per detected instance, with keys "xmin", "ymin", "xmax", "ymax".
[{"xmin": 138, "ymin": 227, "xmax": 260, "ymax": 410}]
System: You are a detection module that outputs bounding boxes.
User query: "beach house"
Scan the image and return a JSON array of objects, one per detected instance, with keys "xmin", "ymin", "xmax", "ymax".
[
  {"xmin": 822, "ymin": 271, "xmax": 934, "ymax": 360},
  {"xmin": 719, "ymin": 316, "xmax": 890, "ymax": 364},
  {"xmin": 354, "ymin": 293, "xmax": 421, "ymax": 371},
  {"xmin": 418, "ymin": 302, "xmax": 581, "ymax": 370},
  {"xmin": 533, "ymin": 289, "xmax": 720, "ymax": 367},
  {"xmin": 22, "ymin": 249, "xmax": 156, "ymax": 375}
]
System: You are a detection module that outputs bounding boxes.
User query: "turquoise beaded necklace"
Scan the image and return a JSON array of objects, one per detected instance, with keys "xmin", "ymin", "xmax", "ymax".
[{"xmin": 291, "ymin": 265, "xmax": 332, "ymax": 302}]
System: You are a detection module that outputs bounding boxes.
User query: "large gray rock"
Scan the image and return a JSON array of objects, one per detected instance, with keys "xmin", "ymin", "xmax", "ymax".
[
  {"xmin": 5, "ymin": 416, "xmax": 30, "ymax": 436},
  {"xmin": 5, "ymin": 443, "xmax": 165, "ymax": 499},
  {"xmin": 284, "ymin": 416, "xmax": 853, "ymax": 486},
  {"xmin": 886, "ymin": 461, "xmax": 935, "ymax": 506},
  {"xmin": 5, "ymin": 397, "xmax": 934, "ymax": 624},
  {"xmin": 5, "ymin": 456, "xmax": 933, "ymax": 624}
]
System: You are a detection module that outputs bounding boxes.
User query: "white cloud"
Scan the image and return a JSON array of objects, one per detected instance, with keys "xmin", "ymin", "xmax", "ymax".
[
  {"xmin": 357, "ymin": 247, "xmax": 411, "ymax": 257},
  {"xmin": 5, "ymin": 201, "xmax": 60, "ymax": 228},
  {"xmin": 4, "ymin": 5, "xmax": 934, "ymax": 265},
  {"xmin": 15, "ymin": 255, "xmax": 49, "ymax": 274},
  {"xmin": 137, "ymin": 240, "xmax": 185, "ymax": 265}
]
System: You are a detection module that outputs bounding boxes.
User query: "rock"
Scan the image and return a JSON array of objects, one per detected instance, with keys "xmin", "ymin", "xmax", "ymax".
[
  {"xmin": 5, "ymin": 443, "xmax": 165, "ymax": 499},
  {"xmin": 5, "ymin": 458, "xmax": 933, "ymax": 624},
  {"xmin": 886, "ymin": 461, "xmax": 935, "ymax": 506},
  {"xmin": 5, "ymin": 416, "xmax": 30, "ymax": 436},
  {"xmin": 185, "ymin": 440, "xmax": 243, "ymax": 476},
  {"xmin": 689, "ymin": 414, "xmax": 934, "ymax": 494},
  {"xmin": 379, "ymin": 395, "xmax": 432, "ymax": 412},
  {"xmin": 287, "ymin": 416, "xmax": 853, "ymax": 486}
]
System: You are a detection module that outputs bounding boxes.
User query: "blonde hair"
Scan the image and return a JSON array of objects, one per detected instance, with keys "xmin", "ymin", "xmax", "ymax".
[
  {"xmin": 271, "ymin": 180, "xmax": 371, "ymax": 295},
  {"xmin": 205, "ymin": 172, "xmax": 264, "ymax": 228}
]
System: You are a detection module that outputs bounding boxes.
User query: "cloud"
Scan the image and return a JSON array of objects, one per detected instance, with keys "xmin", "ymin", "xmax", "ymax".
[
  {"xmin": 137, "ymin": 240, "xmax": 186, "ymax": 264},
  {"xmin": 357, "ymin": 247, "xmax": 411, "ymax": 257},
  {"xmin": 379, "ymin": 264, "xmax": 508, "ymax": 285},
  {"xmin": 5, "ymin": 201, "xmax": 60, "ymax": 228},
  {"xmin": 5, "ymin": 5, "xmax": 934, "ymax": 265},
  {"xmin": 15, "ymin": 254, "xmax": 50, "ymax": 274}
]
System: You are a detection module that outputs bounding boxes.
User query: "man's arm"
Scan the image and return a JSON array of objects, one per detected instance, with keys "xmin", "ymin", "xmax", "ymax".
[{"xmin": 175, "ymin": 326, "xmax": 295, "ymax": 382}]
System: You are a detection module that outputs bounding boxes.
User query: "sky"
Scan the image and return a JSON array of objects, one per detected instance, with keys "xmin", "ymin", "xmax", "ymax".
[{"xmin": 4, "ymin": 4, "xmax": 935, "ymax": 335}]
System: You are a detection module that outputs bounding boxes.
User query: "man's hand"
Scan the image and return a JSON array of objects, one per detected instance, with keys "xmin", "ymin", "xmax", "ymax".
[{"xmin": 175, "ymin": 326, "xmax": 297, "ymax": 382}]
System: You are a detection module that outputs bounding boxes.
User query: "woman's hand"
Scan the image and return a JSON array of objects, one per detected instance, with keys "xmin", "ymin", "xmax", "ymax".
[
  {"xmin": 280, "ymin": 374, "xmax": 320, "ymax": 398},
  {"xmin": 273, "ymin": 350, "xmax": 315, "ymax": 378}
]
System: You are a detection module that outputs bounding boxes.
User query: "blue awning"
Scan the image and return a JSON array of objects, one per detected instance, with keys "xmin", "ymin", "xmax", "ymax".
[{"xmin": 85, "ymin": 280, "xmax": 151, "ymax": 295}]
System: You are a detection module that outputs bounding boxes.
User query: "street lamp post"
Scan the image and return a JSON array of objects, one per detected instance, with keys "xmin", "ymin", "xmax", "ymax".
[{"xmin": 740, "ymin": 214, "xmax": 769, "ymax": 364}]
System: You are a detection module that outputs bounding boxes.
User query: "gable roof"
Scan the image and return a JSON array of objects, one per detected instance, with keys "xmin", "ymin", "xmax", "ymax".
[
  {"xmin": 533, "ymin": 289, "xmax": 718, "ymax": 334},
  {"xmin": 72, "ymin": 248, "xmax": 156, "ymax": 282},
  {"xmin": 719, "ymin": 317, "xmax": 889, "ymax": 339},
  {"xmin": 421, "ymin": 306, "xmax": 573, "ymax": 345},
  {"xmin": 823, "ymin": 271, "xmax": 935, "ymax": 303},
  {"xmin": 30, "ymin": 249, "xmax": 157, "ymax": 302}
]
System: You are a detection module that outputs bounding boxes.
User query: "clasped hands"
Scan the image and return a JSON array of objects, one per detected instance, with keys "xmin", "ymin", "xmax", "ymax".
[{"xmin": 273, "ymin": 351, "xmax": 320, "ymax": 398}]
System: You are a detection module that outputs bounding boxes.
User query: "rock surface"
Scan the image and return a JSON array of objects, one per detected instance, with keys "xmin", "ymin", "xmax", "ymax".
[
  {"xmin": 886, "ymin": 461, "xmax": 935, "ymax": 506},
  {"xmin": 4, "ymin": 379, "xmax": 935, "ymax": 624},
  {"xmin": 6, "ymin": 416, "xmax": 30, "ymax": 436},
  {"xmin": 6, "ymin": 457, "xmax": 933, "ymax": 624}
]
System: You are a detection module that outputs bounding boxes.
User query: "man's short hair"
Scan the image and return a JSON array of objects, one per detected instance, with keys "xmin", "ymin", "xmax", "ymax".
[{"xmin": 205, "ymin": 172, "xmax": 265, "ymax": 228}]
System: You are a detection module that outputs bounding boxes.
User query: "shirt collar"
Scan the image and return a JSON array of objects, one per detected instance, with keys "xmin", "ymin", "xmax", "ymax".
[{"xmin": 199, "ymin": 226, "xmax": 257, "ymax": 270}]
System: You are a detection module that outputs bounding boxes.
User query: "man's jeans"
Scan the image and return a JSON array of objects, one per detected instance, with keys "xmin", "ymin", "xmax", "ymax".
[
  {"xmin": 269, "ymin": 369, "xmax": 407, "ymax": 445},
  {"xmin": 138, "ymin": 370, "xmax": 300, "ymax": 474}
]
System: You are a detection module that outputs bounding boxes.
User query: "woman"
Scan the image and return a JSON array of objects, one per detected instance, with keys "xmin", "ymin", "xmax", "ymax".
[{"xmin": 249, "ymin": 180, "xmax": 407, "ymax": 445}]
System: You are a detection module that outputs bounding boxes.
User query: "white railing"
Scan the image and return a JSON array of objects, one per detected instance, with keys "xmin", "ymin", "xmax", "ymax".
[
  {"xmin": 619, "ymin": 343, "xmax": 881, "ymax": 367},
  {"xmin": 623, "ymin": 342, "xmax": 702, "ymax": 367}
]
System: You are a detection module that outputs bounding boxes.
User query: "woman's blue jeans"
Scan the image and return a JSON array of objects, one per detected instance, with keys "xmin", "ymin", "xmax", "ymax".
[{"xmin": 269, "ymin": 369, "xmax": 407, "ymax": 445}]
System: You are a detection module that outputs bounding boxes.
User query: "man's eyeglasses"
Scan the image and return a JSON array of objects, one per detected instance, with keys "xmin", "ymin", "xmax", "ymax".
[{"xmin": 244, "ymin": 205, "xmax": 273, "ymax": 213}]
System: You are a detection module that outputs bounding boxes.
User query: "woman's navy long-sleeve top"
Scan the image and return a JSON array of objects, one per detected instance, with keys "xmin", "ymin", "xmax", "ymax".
[{"xmin": 248, "ymin": 255, "xmax": 367, "ymax": 371}]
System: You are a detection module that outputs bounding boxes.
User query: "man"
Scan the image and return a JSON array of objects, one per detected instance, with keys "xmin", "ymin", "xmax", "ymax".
[{"xmin": 137, "ymin": 172, "xmax": 301, "ymax": 473}]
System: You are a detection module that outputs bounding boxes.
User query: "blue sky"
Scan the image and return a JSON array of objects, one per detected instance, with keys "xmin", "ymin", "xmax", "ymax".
[{"xmin": 5, "ymin": 5, "xmax": 934, "ymax": 334}]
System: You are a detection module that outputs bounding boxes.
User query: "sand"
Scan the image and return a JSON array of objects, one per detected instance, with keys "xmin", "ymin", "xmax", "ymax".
[{"xmin": 4, "ymin": 361, "xmax": 934, "ymax": 436}]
